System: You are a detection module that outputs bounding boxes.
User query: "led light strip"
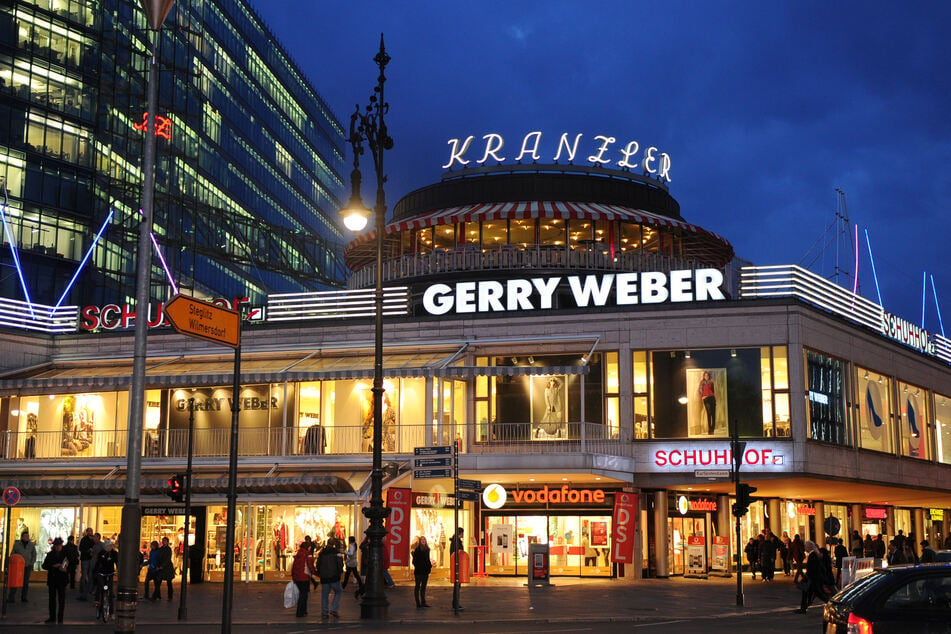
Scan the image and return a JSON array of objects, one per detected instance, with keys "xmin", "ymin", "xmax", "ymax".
[
  {"xmin": 267, "ymin": 287, "xmax": 410, "ymax": 322},
  {"xmin": 0, "ymin": 183, "xmax": 35, "ymax": 317}
]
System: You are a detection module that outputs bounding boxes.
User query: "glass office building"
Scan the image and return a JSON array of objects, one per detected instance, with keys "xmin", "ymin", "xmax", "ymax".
[{"xmin": 0, "ymin": 0, "xmax": 347, "ymax": 307}]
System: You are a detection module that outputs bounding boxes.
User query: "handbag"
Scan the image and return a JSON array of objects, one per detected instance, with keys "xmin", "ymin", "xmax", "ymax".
[
  {"xmin": 795, "ymin": 577, "xmax": 810, "ymax": 592},
  {"xmin": 283, "ymin": 581, "xmax": 299, "ymax": 608}
]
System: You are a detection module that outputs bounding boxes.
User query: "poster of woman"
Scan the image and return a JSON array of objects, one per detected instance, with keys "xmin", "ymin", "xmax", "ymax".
[
  {"xmin": 531, "ymin": 375, "xmax": 567, "ymax": 440},
  {"xmin": 686, "ymin": 368, "xmax": 728, "ymax": 437}
]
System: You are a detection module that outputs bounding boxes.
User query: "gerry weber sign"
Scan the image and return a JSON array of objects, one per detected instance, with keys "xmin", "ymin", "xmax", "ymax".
[
  {"xmin": 442, "ymin": 131, "xmax": 673, "ymax": 183},
  {"xmin": 422, "ymin": 269, "xmax": 725, "ymax": 316},
  {"xmin": 636, "ymin": 441, "xmax": 791, "ymax": 473}
]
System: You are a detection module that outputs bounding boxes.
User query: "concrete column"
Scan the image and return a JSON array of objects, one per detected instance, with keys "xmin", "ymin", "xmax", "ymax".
[
  {"xmin": 914, "ymin": 508, "xmax": 925, "ymax": 544},
  {"xmin": 813, "ymin": 502, "xmax": 825, "ymax": 543},
  {"xmin": 768, "ymin": 498, "xmax": 781, "ymax": 534},
  {"xmin": 653, "ymin": 490, "xmax": 669, "ymax": 578},
  {"xmin": 886, "ymin": 510, "xmax": 896, "ymax": 541},
  {"xmin": 851, "ymin": 504, "xmax": 863, "ymax": 535},
  {"xmin": 717, "ymin": 494, "xmax": 732, "ymax": 573}
]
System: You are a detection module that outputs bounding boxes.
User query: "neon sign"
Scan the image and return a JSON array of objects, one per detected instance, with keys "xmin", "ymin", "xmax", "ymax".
[
  {"xmin": 133, "ymin": 112, "xmax": 173, "ymax": 140},
  {"xmin": 442, "ymin": 131, "xmax": 672, "ymax": 182}
]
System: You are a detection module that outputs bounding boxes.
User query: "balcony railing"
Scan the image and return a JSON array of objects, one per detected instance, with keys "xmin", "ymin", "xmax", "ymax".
[
  {"xmin": 348, "ymin": 247, "xmax": 703, "ymax": 289},
  {"xmin": 1, "ymin": 422, "xmax": 630, "ymax": 462}
]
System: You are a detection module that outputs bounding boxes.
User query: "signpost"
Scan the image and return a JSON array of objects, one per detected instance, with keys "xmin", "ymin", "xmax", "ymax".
[
  {"xmin": 164, "ymin": 293, "xmax": 242, "ymax": 630},
  {"xmin": 2, "ymin": 485, "xmax": 21, "ymax": 617}
]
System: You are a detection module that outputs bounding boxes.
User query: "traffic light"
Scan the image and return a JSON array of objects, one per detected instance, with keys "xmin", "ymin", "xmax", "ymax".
[
  {"xmin": 732, "ymin": 482, "xmax": 757, "ymax": 517},
  {"xmin": 166, "ymin": 473, "xmax": 185, "ymax": 502}
]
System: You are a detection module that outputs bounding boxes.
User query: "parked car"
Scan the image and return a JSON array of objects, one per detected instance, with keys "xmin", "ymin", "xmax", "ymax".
[
  {"xmin": 823, "ymin": 563, "xmax": 951, "ymax": 633},
  {"xmin": 936, "ymin": 551, "xmax": 951, "ymax": 562}
]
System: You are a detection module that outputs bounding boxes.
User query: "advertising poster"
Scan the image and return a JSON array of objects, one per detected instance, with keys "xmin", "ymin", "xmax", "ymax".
[
  {"xmin": 590, "ymin": 520, "xmax": 608, "ymax": 547},
  {"xmin": 611, "ymin": 492, "xmax": 638, "ymax": 564},
  {"xmin": 711, "ymin": 535, "xmax": 730, "ymax": 575},
  {"xmin": 383, "ymin": 487, "xmax": 412, "ymax": 565},
  {"xmin": 531, "ymin": 375, "xmax": 568, "ymax": 440},
  {"xmin": 687, "ymin": 368, "xmax": 728, "ymax": 437},
  {"xmin": 492, "ymin": 523, "xmax": 513, "ymax": 555},
  {"xmin": 685, "ymin": 535, "xmax": 707, "ymax": 577}
]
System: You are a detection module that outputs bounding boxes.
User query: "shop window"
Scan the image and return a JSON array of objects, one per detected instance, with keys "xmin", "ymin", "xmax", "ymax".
[
  {"xmin": 936, "ymin": 393, "xmax": 951, "ymax": 465},
  {"xmin": 805, "ymin": 350, "xmax": 848, "ymax": 445},
  {"xmin": 632, "ymin": 351, "xmax": 651, "ymax": 439},
  {"xmin": 897, "ymin": 381, "xmax": 931, "ymax": 460},
  {"xmin": 433, "ymin": 223, "xmax": 455, "ymax": 250},
  {"xmin": 537, "ymin": 217, "xmax": 565, "ymax": 247},
  {"xmin": 509, "ymin": 218, "xmax": 534, "ymax": 248},
  {"xmin": 855, "ymin": 367, "xmax": 895, "ymax": 455},
  {"xmin": 604, "ymin": 351, "xmax": 619, "ymax": 439}
]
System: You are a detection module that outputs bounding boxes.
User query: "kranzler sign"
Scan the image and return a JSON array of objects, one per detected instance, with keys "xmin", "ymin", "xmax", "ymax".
[{"xmin": 422, "ymin": 269, "xmax": 725, "ymax": 316}]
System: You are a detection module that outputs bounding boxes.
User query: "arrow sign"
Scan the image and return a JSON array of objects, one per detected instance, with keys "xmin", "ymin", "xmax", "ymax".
[
  {"xmin": 458, "ymin": 479, "xmax": 482, "ymax": 491},
  {"xmin": 414, "ymin": 457, "xmax": 453, "ymax": 469},
  {"xmin": 413, "ymin": 468, "xmax": 453, "ymax": 479},
  {"xmin": 165, "ymin": 294, "xmax": 240, "ymax": 348},
  {"xmin": 414, "ymin": 445, "xmax": 453, "ymax": 456}
]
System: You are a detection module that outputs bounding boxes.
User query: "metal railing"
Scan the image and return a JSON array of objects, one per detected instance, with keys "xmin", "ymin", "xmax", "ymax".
[{"xmin": 1, "ymin": 422, "xmax": 627, "ymax": 461}]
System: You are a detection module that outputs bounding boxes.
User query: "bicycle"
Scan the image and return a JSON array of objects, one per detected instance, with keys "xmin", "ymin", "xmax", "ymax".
[{"xmin": 94, "ymin": 572, "xmax": 115, "ymax": 623}]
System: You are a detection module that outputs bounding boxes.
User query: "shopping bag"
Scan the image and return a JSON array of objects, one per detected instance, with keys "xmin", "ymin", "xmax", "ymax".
[{"xmin": 283, "ymin": 581, "xmax": 299, "ymax": 609}]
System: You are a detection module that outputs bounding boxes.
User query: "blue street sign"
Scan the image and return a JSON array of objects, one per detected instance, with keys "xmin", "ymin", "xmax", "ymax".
[
  {"xmin": 414, "ymin": 457, "xmax": 453, "ymax": 469},
  {"xmin": 458, "ymin": 479, "xmax": 482, "ymax": 491},
  {"xmin": 413, "ymin": 468, "xmax": 453, "ymax": 479},
  {"xmin": 414, "ymin": 445, "xmax": 453, "ymax": 456},
  {"xmin": 455, "ymin": 489, "xmax": 479, "ymax": 502}
]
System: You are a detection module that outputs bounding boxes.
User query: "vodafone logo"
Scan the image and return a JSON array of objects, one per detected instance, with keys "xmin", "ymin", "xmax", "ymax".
[
  {"xmin": 482, "ymin": 484, "xmax": 507, "ymax": 509},
  {"xmin": 391, "ymin": 489, "xmax": 404, "ymax": 502}
]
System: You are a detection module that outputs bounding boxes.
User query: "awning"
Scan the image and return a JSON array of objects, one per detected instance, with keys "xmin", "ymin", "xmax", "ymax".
[
  {"xmin": 347, "ymin": 200, "xmax": 731, "ymax": 247},
  {"xmin": 10, "ymin": 475, "xmax": 355, "ymax": 497}
]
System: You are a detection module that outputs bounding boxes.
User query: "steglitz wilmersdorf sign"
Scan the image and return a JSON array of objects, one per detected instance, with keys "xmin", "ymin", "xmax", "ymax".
[
  {"xmin": 422, "ymin": 269, "xmax": 724, "ymax": 316},
  {"xmin": 442, "ymin": 131, "xmax": 672, "ymax": 182}
]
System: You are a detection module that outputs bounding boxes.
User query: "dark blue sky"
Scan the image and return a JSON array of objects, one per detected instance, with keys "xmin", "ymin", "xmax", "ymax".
[{"xmin": 252, "ymin": 1, "xmax": 950, "ymax": 330}]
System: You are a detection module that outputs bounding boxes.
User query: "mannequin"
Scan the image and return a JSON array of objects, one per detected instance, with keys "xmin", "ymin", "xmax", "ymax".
[{"xmin": 273, "ymin": 516, "xmax": 288, "ymax": 571}]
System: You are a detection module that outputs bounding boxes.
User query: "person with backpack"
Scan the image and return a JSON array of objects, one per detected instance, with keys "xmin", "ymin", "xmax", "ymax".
[{"xmin": 316, "ymin": 542, "xmax": 343, "ymax": 619}]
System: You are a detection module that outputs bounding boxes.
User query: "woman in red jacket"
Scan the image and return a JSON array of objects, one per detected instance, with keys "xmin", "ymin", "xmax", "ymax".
[{"xmin": 291, "ymin": 542, "xmax": 317, "ymax": 617}]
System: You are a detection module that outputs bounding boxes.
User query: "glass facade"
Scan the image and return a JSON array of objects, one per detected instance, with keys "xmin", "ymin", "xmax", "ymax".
[{"xmin": 0, "ymin": 0, "xmax": 347, "ymax": 307}]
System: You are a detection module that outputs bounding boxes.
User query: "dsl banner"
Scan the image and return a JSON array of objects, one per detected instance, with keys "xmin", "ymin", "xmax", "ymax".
[
  {"xmin": 611, "ymin": 492, "xmax": 638, "ymax": 564},
  {"xmin": 384, "ymin": 487, "xmax": 412, "ymax": 565}
]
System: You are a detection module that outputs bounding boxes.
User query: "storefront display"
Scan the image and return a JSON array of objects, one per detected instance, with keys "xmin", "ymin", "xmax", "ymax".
[{"xmin": 411, "ymin": 492, "xmax": 469, "ymax": 573}]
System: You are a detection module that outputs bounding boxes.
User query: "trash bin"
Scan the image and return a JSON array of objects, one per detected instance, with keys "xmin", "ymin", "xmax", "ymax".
[
  {"xmin": 7, "ymin": 554, "xmax": 24, "ymax": 589},
  {"xmin": 449, "ymin": 551, "xmax": 470, "ymax": 583}
]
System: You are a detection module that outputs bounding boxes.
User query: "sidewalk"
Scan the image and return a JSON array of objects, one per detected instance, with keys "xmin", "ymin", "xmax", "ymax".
[{"xmin": 0, "ymin": 572, "xmax": 806, "ymax": 627}]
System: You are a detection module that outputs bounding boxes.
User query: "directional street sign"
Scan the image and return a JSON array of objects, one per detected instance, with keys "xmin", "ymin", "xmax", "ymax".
[
  {"xmin": 694, "ymin": 470, "xmax": 731, "ymax": 479},
  {"xmin": 413, "ymin": 457, "xmax": 453, "ymax": 469},
  {"xmin": 455, "ymin": 489, "xmax": 479, "ymax": 502},
  {"xmin": 164, "ymin": 294, "xmax": 240, "ymax": 348},
  {"xmin": 458, "ymin": 479, "xmax": 482, "ymax": 491},
  {"xmin": 413, "ymin": 468, "xmax": 453, "ymax": 479},
  {"xmin": 414, "ymin": 445, "xmax": 453, "ymax": 456}
]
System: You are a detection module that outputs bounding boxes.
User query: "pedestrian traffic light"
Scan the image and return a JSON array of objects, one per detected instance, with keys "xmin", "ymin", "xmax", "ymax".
[
  {"xmin": 732, "ymin": 482, "xmax": 757, "ymax": 517},
  {"xmin": 166, "ymin": 473, "xmax": 185, "ymax": 502}
]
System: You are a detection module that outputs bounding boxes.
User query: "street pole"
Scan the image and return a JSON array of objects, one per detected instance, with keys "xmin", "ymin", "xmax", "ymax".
[
  {"xmin": 221, "ymin": 342, "xmax": 242, "ymax": 632},
  {"xmin": 1, "ymin": 508, "xmax": 10, "ymax": 617},
  {"xmin": 177, "ymin": 399, "xmax": 194, "ymax": 620},
  {"xmin": 731, "ymin": 420, "xmax": 744, "ymax": 607},
  {"xmin": 452, "ymin": 441, "xmax": 461, "ymax": 612}
]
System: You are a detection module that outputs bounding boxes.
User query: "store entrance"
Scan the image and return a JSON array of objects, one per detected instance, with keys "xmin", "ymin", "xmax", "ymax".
[
  {"xmin": 668, "ymin": 515, "xmax": 706, "ymax": 576},
  {"xmin": 484, "ymin": 512, "xmax": 612, "ymax": 577}
]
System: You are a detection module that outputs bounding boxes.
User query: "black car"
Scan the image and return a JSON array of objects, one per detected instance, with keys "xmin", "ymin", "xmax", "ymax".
[{"xmin": 823, "ymin": 563, "xmax": 951, "ymax": 633}]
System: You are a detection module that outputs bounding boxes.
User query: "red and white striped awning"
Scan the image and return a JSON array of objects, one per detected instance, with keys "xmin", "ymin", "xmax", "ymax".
[{"xmin": 347, "ymin": 201, "xmax": 729, "ymax": 249}]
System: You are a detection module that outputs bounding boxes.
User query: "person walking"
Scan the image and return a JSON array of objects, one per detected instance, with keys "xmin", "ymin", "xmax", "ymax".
[
  {"xmin": 833, "ymin": 537, "xmax": 848, "ymax": 588},
  {"xmin": 795, "ymin": 540, "xmax": 830, "ymax": 614},
  {"xmin": 290, "ymin": 541, "xmax": 317, "ymax": 617},
  {"xmin": 744, "ymin": 537, "xmax": 759, "ymax": 579},
  {"xmin": 8, "ymin": 529, "xmax": 37, "ymax": 602},
  {"xmin": 781, "ymin": 531, "xmax": 792, "ymax": 576},
  {"xmin": 42, "ymin": 537, "xmax": 69, "ymax": 624},
  {"xmin": 920, "ymin": 540, "xmax": 937, "ymax": 563},
  {"xmin": 789, "ymin": 534, "xmax": 805, "ymax": 582},
  {"xmin": 144, "ymin": 541, "xmax": 160, "ymax": 601},
  {"xmin": 153, "ymin": 536, "xmax": 174, "ymax": 601},
  {"xmin": 341, "ymin": 536, "xmax": 364, "ymax": 596},
  {"xmin": 316, "ymin": 541, "xmax": 343, "ymax": 619},
  {"xmin": 77, "ymin": 528, "xmax": 95, "ymax": 600},
  {"xmin": 412, "ymin": 536, "xmax": 433, "ymax": 608},
  {"xmin": 63, "ymin": 535, "xmax": 79, "ymax": 590},
  {"xmin": 850, "ymin": 530, "xmax": 863, "ymax": 557},
  {"xmin": 759, "ymin": 530, "xmax": 778, "ymax": 581}
]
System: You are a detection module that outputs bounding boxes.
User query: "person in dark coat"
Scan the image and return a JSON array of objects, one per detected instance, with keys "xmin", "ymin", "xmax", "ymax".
[
  {"xmin": 872, "ymin": 534, "xmax": 886, "ymax": 559},
  {"xmin": 920, "ymin": 540, "xmax": 937, "ymax": 563},
  {"xmin": 8, "ymin": 529, "xmax": 37, "ymax": 602},
  {"xmin": 63, "ymin": 535, "xmax": 80, "ymax": 590},
  {"xmin": 759, "ymin": 530, "xmax": 778, "ymax": 581},
  {"xmin": 412, "ymin": 536, "xmax": 433, "ymax": 608},
  {"xmin": 795, "ymin": 540, "xmax": 830, "ymax": 613},
  {"xmin": 833, "ymin": 538, "xmax": 849, "ymax": 588},
  {"xmin": 42, "ymin": 537, "xmax": 69, "ymax": 624},
  {"xmin": 152, "ymin": 536, "xmax": 174, "ymax": 601},
  {"xmin": 744, "ymin": 537, "xmax": 759, "ymax": 579},
  {"xmin": 789, "ymin": 534, "xmax": 805, "ymax": 582}
]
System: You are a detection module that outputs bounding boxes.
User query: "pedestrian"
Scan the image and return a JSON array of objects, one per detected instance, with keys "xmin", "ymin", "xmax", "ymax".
[
  {"xmin": 316, "ymin": 541, "xmax": 343, "ymax": 619},
  {"xmin": 945, "ymin": 533, "xmax": 951, "ymax": 550},
  {"xmin": 144, "ymin": 541, "xmax": 160, "ymax": 600},
  {"xmin": 887, "ymin": 539, "xmax": 907, "ymax": 565},
  {"xmin": 920, "ymin": 540, "xmax": 937, "ymax": 563},
  {"xmin": 91, "ymin": 539, "xmax": 118, "ymax": 607},
  {"xmin": 781, "ymin": 531, "xmax": 791, "ymax": 576},
  {"xmin": 42, "ymin": 537, "xmax": 69, "ymax": 624},
  {"xmin": 63, "ymin": 535, "xmax": 80, "ymax": 590},
  {"xmin": 790, "ymin": 534, "xmax": 805, "ymax": 582},
  {"xmin": 8, "ymin": 529, "xmax": 37, "ymax": 603},
  {"xmin": 291, "ymin": 541, "xmax": 317, "ymax": 617},
  {"xmin": 872, "ymin": 533, "xmax": 886, "ymax": 559},
  {"xmin": 382, "ymin": 543, "xmax": 395, "ymax": 588},
  {"xmin": 412, "ymin": 536, "xmax": 433, "ymax": 608},
  {"xmin": 449, "ymin": 527, "xmax": 465, "ymax": 556},
  {"xmin": 795, "ymin": 540, "xmax": 830, "ymax": 613},
  {"xmin": 78, "ymin": 527, "xmax": 95, "ymax": 600},
  {"xmin": 833, "ymin": 538, "xmax": 848, "ymax": 588},
  {"xmin": 759, "ymin": 530, "xmax": 778, "ymax": 581},
  {"xmin": 152, "ymin": 536, "xmax": 174, "ymax": 601},
  {"xmin": 744, "ymin": 537, "xmax": 759, "ymax": 579},
  {"xmin": 850, "ymin": 530, "xmax": 863, "ymax": 557},
  {"xmin": 341, "ymin": 536, "xmax": 364, "ymax": 596}
]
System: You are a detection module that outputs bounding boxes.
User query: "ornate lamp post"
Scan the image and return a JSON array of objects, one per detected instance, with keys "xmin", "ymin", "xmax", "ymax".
[{"xmin": 339, "ymin": 34, "xmax": 393, "ymax": 621}]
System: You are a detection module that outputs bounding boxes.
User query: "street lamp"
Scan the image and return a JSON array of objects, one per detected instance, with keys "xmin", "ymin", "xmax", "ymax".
[{"xmin": 339, "ymin": 33, "xmax": 393, "ymax": 621}]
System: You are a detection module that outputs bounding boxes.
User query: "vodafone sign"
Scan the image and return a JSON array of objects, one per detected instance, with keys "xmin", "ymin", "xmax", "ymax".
[{"xmin": 636, "ymin": 441, "xmax": 791, "ymax": 473}]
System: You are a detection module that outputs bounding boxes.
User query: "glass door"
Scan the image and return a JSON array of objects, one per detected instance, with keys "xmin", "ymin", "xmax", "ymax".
[{"xmin": 668, "ymin": 517, "xmax": 684, "ymax": 575}]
